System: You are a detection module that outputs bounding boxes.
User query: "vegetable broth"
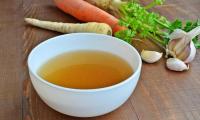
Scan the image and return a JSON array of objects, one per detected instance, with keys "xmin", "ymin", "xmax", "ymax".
[{"xmin": 38, "ymin": 50, "xmax": 133, "ymax": 89}]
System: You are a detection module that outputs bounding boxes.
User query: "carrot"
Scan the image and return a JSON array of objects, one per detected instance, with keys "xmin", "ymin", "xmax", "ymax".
[
  {"xmin": 53, "ymin": 0, "xmax": 125, "ymax": 34},
  {"xmin": 25, "ymin": 18, "xmax": 112, "ymax": 35}
]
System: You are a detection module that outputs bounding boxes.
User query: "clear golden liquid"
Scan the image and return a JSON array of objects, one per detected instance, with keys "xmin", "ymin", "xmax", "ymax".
[{"xmin": 38, "ymin": 50, "xmax": 133, "ymax": 89}]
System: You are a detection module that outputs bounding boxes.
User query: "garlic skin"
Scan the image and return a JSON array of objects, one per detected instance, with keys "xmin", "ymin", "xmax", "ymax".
[
  {"xmin": 141, "ymin": 50, "xmax": 163, "ymax": 63},
  {"xmin": 166, "ymin": 58, "xmax": 189, "ymax": 71},
  {"xmin": 184, "ymin": 41, "xmax": 196, "ymax": 63},
  {"xmin": 166, "ymin": 26, "xmax": 200, "ymax": 63},
  {"xmin": 169, "ymin": 29, "xmax": 187, "ymax": 40}
]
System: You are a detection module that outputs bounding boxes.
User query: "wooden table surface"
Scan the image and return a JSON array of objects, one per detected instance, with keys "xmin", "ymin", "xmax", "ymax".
[{"xmin": 1, "ymin": 0, "xmax": 200, "ymax": 120}]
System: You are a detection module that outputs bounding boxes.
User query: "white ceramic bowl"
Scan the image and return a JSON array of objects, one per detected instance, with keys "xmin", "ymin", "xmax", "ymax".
[{"xmin": 28, "ymin": 33, "xmax": 142, "ymax": 117}]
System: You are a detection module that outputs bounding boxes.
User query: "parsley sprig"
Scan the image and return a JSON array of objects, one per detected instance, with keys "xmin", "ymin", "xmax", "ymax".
[{"xmin": 114, "ymin": 1, "xmax": 200, "ymax": 48}]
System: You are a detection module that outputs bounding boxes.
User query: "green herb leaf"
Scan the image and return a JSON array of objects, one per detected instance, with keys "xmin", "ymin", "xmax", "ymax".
[
  {"xmin": 144, "ymin": 0, "xmax": 165, "ymax": 9},
  {"xmin": 193, "ymin": 37, "xmax": 200, "ymax": 48},
  {"xmin": 115, "ymin": 29, "xmax": 135, "ymax": 43},
  {"xmin": 115, "ymin": 2, "xmax": 200, "ymax": 49},
  {"xmin": 116, "ymin": 2, "xmax": 168, "ymax": 45},
  {"xmin": 154, "ymin": 0, "xmax": 165, "ymax": 5},
  {"xmin": 169, "ymin": 19, "xmax": 182, "ymax": 32}
]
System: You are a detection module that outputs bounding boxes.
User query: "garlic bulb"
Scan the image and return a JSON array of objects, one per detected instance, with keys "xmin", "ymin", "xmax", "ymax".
[
  {"xmin": 166, "ymin": 26, "xmax": 200, "ymax": 63},
  {"xmin": 166, "ymin": 58, "xmax": 189, "ymax": 71},
  {"xmin": 141, "ymin": 50, "xmax": 163, "ymax": 63}
]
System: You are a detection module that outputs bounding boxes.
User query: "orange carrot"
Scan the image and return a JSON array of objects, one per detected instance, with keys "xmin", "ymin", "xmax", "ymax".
[{"xmin": 54, "ymin": 0, "xmax": 125, "ymax": 34}]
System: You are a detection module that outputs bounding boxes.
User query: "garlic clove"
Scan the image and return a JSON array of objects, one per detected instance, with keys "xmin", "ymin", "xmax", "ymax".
[
  {"xmin": 172, "ymin": 36, "xmax": 190, "ymax": 56},
  {"xmin": 176, "ymin": 43, "xmax": 190, "ymax": 60},
  {"xmin": 168, "ymin": 38, "xmax": 179, "ymax": 52},
  {"xmin": 169, "ymin": 29, "xmax": 187, "ymax": 40},
  {"xmin": 166, "ymin": 27, "xmax": 198, "ymax": 63},
  {"xmin": 141, "ymin": 50, "xmax": 163, "ymax": 63},
  {"xmin": 166, "ymin": 58, "xmax": 189, "ymax": 71},
  {"xmin": 184, "ymin": 41, "xmax": 196, "ymax": 63},
  {"xmin": 168, "ymin": 40, "xmax": 196, "ymax": 63}
]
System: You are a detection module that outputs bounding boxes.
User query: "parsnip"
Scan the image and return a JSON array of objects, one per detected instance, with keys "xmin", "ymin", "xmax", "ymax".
[
  {"xmin": 25, "ymin": 18, "xmax": 112, "ymax": 35},
  {"xmin": 84, "ymin": 0, "xmax": 126, "ymax": 18},
  {"xmin": 84, "ymin": 0, "xmax": 112, "ymax": 10},
  {"xmin": 85, "ymin": 0, "xmax": 126, "ymax": 10}
]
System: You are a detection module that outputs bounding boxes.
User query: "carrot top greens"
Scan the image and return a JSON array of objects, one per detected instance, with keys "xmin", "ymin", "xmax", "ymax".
[{"xmin": 114, "ymin": 1, "xmax": 200, "ymax": 48}]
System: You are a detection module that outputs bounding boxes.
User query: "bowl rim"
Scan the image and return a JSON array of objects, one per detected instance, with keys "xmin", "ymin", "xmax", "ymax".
[{"xmin": 28, "ymin": 33, "xmax": 142, "ymax": 93}]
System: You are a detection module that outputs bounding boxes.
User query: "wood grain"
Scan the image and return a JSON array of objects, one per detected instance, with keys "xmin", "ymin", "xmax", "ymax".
[
  {"xmin": 0, "ymin": 0, "xmax": 24, "ymax": 120},
  {"xmin": 0, "ymin": 0, "xmax": 200, "ymax": 120}
]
